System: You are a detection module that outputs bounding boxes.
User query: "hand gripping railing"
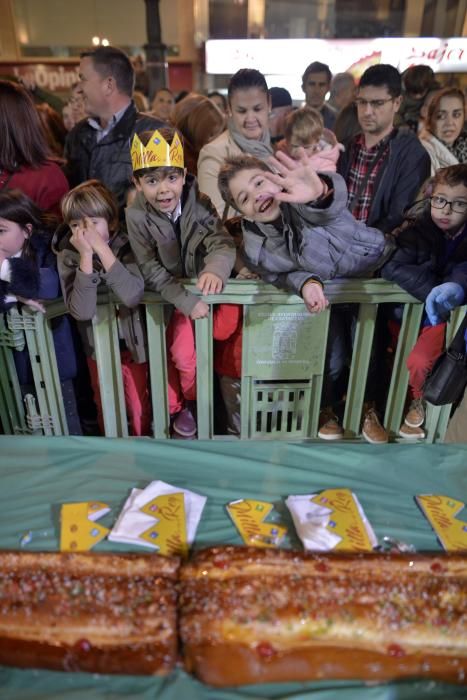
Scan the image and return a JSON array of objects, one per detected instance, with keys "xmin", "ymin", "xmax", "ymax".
[{"xmin": 0, "ymin": 279, "xmax": 463, "ymax": 442}]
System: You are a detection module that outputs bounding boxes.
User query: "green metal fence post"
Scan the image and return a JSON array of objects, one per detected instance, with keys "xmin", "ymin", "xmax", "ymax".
[
  {"xmin": 195, "ymin": 312, "xmax": 213, "ymax": 439},
  {"xmin": 145, "ymin": 301, "xmax": 170, "ymax": 439},
  {"xmin": 22, "ymin": 308, "xmax": 68, "ymax": 435},
  {"xmin": 0, "ymin": 313, "xmax": 27, "ymax": 433},
  {"xmin": 92, "ymin": 303, "xmax": 128, "ymax": 438},
  {"xmin": 384, "ymin": 303, "xmax": 424, "ymax": 436},
  {"xmin": 343, "ymin": 303, "xmax": 378, "ymax": 436}
]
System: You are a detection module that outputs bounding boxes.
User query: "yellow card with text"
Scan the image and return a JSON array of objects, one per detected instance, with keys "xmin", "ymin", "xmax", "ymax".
[
  {"xmin": 416, "ymin": 495, "xmax": 467, "ymax": 551},
  {"xmin": 60, "ymin": 501, "xmax": 110, "ymax": 551},
  {"xmin": 227, "ymin": 499, "xmax": 287, "ymax": 548},
  {"xmin": 139, "ymin": 492, "xmax": 188, "ymax": 557},
  {"xmin": 310, "ymin": 489, "xmax": 375, "ymax": 552}
]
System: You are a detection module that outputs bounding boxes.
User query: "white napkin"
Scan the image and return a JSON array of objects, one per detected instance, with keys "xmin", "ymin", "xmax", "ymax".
[
  {"xmin": 286, "ymin": 493, "xmax": 377, "ymax": 552},
  {"xmin": 108, "ymin": 480, "xmax": 207, "ymax": 550}
]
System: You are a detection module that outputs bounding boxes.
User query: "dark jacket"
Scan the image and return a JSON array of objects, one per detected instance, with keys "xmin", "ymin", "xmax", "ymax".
[
  {"xmin": 321, "ymin": 103, "xmax": 337, "ymax": 131},
  {"xmin": 64, "ymin": 102, "xmax": 164, "ymax": 211},
  {"xmin": 53, "ymin": 225, "xmax": 147, "ymax": 363},
  {"xmin": 380, "ymin": 210, "xmax": 467, "ymax": 301},
  {"xmin": 338, "ymin": 127, "xmax": 431, "ymax": 233},
  {"xmin": 1, "ymin": 233, "xmax": 77, "ymax": 383},
  {"xmin": 125, "ymin": 174, "xmax": 236, "ymax": 316},
  {"xmin": 240, "ymin": 172, "xmax": 391, "ymax": 295}
]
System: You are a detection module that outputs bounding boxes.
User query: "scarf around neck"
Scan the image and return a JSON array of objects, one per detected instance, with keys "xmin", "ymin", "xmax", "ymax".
[
  {"xmin": 228, "ymin": 118, "xmax": 273, "ymax": 160},
  {"xmin": 447, "ymin": 132, "xmax": 467, "ymax": 164}
]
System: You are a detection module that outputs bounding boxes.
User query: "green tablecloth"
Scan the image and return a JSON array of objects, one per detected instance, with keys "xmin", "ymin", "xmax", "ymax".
[{"xmin": 0, "ymin": 437, "xmax": 466, "ymax": 700}]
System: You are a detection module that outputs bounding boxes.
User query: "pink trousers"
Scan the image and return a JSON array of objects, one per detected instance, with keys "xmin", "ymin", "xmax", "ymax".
[
  {"xmin": 406, "ymin": 323, "xmax": 446, "ymax": 399},
  {"xmin": 166, "ymin": 309, "xmax": 197, "ymax": 414},
  {"xmin": 87, "ymin": 352, "xmax": 151, "ymax": 436}
]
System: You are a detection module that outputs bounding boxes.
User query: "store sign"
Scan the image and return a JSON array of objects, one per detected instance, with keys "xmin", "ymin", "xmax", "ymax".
[
  {"xmin": 0, "ymin": 62, "xmax": 79, "ymax": 93},
  {"xmin": 206, "ymin": 38, "xmax": 467, "ymax": 77}
]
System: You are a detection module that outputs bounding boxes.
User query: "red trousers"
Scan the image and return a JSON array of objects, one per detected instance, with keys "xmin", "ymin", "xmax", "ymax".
[
  {"xmin": 166, "ymin": 309, "xmax": 197, "ymax": 414},
  {"xmin": 406, "ymin": 323, "xmax": 446, "ymax": 399},
  {"xmin": 87, "ymin": 352, "xmax": 151, "ymax": 436}
]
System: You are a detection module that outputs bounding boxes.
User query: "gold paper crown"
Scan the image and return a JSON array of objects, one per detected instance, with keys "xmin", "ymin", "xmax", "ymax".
[{"xmin": 131, "ymin": 129, "xmax": 184, "ymax": 172}]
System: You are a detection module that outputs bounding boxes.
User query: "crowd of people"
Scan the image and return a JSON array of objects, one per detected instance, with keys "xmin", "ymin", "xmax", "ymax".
[{"xmin": 1, "ymin": 45, "xmax": 467, "ymax": 442}]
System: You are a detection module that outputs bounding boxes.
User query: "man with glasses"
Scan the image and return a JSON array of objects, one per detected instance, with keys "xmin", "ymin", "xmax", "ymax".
[
  {"xmin": 336, "ymin": 65, "xmax": 430, "ymax": 445},
  {"xmin": 338, "ymin": 64, "xmax": 430, "ymax": 233}
]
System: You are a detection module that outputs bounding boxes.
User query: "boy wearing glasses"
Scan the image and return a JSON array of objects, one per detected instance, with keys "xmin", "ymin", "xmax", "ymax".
[
  {"xmin": 381, "ymin": 164, "xmax": 467, "ymax": 438},
  {"xmin": 337, "ymin": 63, "xmax": 431, "ymax": 444}
]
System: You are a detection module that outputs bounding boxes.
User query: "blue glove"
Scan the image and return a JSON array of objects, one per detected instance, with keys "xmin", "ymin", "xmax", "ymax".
[{"xmin": 425, "ymin": 283, "xmax": 464, "ymax": 326}]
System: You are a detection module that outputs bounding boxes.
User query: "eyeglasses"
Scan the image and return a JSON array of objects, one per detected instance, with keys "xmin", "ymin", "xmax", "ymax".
[
  {"xmin": 431, "ymin": 195, "xmax": 467, "ymax": 214},
  {"xmin": 354, "ymin": 97, "xmax": 395, "ymax": 110}
]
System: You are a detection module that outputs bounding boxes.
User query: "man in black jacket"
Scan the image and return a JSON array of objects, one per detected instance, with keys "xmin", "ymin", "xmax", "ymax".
[
  {"xmin": 338, "ymin": 64, "xmax": 431, "ymax": 234},
  {"xmin": 336, "ymin": 65, "xmax": 431, "ymax": 444},
  {"xmin": 65, "ymin": 46, "xmax": 164, "ymax": 213}
]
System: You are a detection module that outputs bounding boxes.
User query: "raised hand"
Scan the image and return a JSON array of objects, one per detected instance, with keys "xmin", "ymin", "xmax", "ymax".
[{"xmin": 264, "ymin": 148, "xmax": 325, "ymax": 205}]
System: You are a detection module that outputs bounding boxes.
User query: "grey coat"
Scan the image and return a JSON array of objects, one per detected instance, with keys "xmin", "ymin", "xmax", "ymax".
[
  {"xmin": 241, "ymin": 172, "xmax": 391, "ymax": 295},
  {"xmin": 53, "ymin": 227, "xmax": 147, "ymax": 363},
  {"xmin": 125, "ymin": 175, "xmax": 236, "ymax": 316}
]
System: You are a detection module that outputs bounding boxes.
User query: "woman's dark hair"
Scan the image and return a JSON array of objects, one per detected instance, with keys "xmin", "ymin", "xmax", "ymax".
[
  {"xmin": 172, "ymin": 94, "xmax": 225, "ymax": 154},
  {"xmin": 0, "ymin": 189, "xmax": 49, "ymax": 261},
  {"xmin": 227, "ymin": 69, "xmax": 268, "ymax": 102},
  {"xmin": 0, "ymin": 80, "xmax": 50, "ymax": 171},
  {"xmin": 403, "ymin": 65, "xmax": 435, "ymax": 97},
  {"xmin": 208, "ymin": 91, "xmax": 228, "ymax": 112},
  {"xmin": 36, "ymin": 103, "xmax": 67, "ymax": 158}
]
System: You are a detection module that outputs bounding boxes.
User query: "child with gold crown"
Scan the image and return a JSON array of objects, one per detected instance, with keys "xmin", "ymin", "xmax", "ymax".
[{"xmin": 126, "ymin": 126, "xmax": 235, "ymax": 438}]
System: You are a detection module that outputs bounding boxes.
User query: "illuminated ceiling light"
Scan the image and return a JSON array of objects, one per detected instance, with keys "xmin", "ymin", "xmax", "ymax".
[
  {"xmin": 92, "ymin": 36, "xmax": 100, "ymax": 46},
  {"xmin": 102, "ymin": 38, "xmax": 110, "ymax": 46}
]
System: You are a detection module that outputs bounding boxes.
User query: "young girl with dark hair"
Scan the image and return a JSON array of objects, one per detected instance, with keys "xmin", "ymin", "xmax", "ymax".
[
  {"xmin": 0, "ymin": 189, "xmax": 80, "ymax": 432},
  {"xmin": 198, "ymin": 68, "xmax": 273, "ymax": 219},
  {"xmin": 0, "ymin": 80, "xmax": 69, "ymax": 216}
]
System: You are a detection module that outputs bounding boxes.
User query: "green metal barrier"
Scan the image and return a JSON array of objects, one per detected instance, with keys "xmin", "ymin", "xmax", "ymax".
[{"xmin": 0, "ymin": 279, "xmax": 463, "ymax": 442}]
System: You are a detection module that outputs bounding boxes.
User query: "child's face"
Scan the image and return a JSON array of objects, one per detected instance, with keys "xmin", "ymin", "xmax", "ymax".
[
  {"xmin": 431, "ymin": 183, "xmax": 467, "ymax": 235},
  {"xmin": 135, "ymin": 171, "xmax": 186, "ymax": 215},
  {"xmin": 228, "ymin": 167, "xmax": 282, "ymax": 223},
  {"xmin": 0, "ymin": 218, "xmax": 29, "ymax": 257},
  {"xmin": 69, "ymin": 217, "xmax": 110, "ymax": 243},
  {"xmin": 288, "ymin": 138, "xmax": 320, "ymax": 160}
]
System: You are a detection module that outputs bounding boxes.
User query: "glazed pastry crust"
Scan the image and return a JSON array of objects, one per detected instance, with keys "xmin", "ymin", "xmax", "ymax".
[
  {"xmin": 0, "ymin": 551, "xmax": 180, "ymax": 675},
  {"xmin": 180, "ymin": 546, "xmax": 467, "ymax": 686}
]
